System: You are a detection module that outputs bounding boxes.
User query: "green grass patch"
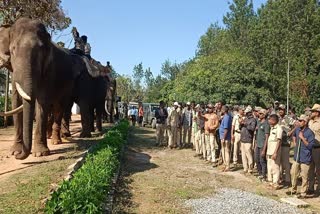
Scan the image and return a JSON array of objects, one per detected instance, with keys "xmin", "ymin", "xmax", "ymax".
[{"xmin": 45, "ymin": 120, "xmax": 129, "ymax": 214}]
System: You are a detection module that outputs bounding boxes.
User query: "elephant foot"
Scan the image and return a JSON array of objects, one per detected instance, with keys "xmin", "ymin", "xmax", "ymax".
[
  {"xmin": 10, "ymin": 142, "xmax": 23, "ymax": 156},
  {"xmin": 15, "ymin": 150, "xmax": 31, "ymax": 160},
  {"xmin": 51, "ymin": 138, "xmax": 62, "ymax": 145},
  {"xmin": 80, "ymin": 131, "xmax": 92, "ymax": 138},
  {"xmin": 32, "ymin": 144, "xmax": 50, "ymax": 157},
  {"xmin": 32, "ymin": 150, "xmax": 50, "ymax": 157},
  {"xmin": 61, "ymin": 132, "xmax": 71, "ymax": 139},
  {"xmin": 47, "ymin": 131, "xmax": 52, "ymax": 139}
]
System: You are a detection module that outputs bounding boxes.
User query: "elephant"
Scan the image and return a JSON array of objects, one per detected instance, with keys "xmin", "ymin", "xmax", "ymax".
[
  {"xmin": 0, "ymin": 18, "xmax": 83, "ymax": 159},
  {"xmin": 104, "ymin": 78, "xmax": 117, "ymax": 123}
]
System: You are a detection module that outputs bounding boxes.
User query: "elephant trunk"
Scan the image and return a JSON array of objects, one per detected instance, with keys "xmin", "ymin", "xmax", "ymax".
[{"xmin": 15, "ymin": 78, "xmax": 35, "ymax": 160}]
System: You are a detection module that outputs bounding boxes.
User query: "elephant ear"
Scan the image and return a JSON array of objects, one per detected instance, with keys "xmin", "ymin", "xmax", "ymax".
[
  {"xmin": 71, "ymin": 55, "xmax": 84, "ymax": 78},
  {"xmin": 0, "ymin": 26, "xmax": 11, "ymax": 70}
]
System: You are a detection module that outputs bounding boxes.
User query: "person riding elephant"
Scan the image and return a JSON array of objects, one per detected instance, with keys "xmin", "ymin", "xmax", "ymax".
[
  {"xmin": 0, "ymin": 18, "xmax": 83, "ymax": 159},
  {"xmin": 71, "ymin": 27, "xmax": 85, "ymax": 55},
  {"xmin": 81, "ymin": 35, "xmax": 91, "ymax": 60}
]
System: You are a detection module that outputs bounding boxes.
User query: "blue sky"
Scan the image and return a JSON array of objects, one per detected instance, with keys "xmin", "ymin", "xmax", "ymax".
[{"xmin": 56, "ymin": 0, "xmax": 266, "ymax": 76}]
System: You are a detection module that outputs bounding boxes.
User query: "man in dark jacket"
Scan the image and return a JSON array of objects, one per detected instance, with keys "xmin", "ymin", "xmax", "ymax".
[
  {"xmin": 155, "ymin": 101, "xmax": 168, "ymax": 146},
  {"xmin": 240, "ymin": 106, "xmax": 257, "ymax": 174}
]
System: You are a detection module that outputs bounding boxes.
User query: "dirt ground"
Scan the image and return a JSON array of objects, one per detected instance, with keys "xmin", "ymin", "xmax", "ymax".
[
  {"xmin": 114, "ymin": 127, "xmax": 320, "ymax": 214},
  {"xmin": 0, "ymin": 115, "xmax": 111, "ymax": 213}
]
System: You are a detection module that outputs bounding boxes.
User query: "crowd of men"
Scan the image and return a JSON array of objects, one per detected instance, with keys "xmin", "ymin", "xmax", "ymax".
[{"xmin": 154, "ymin": 100, "xmax": 320, "ymax": 198}]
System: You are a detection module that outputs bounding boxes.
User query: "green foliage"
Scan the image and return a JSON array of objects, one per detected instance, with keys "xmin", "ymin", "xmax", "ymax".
[
  {"xmin": 0, "ymin": 0, "xmax": 71, "ymax": 33},
  {"xmin": 45, "ymin": 120, "xmax": 129, "ymax": 214}
]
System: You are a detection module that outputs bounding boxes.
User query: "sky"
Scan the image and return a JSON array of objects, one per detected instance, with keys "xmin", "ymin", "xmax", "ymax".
[{"xmin": 56, "ymin": 0, "xmax": 267, "ymax": 76}]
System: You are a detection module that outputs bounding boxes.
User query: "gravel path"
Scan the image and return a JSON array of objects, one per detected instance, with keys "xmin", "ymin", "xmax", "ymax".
[{"xmin": 185, "ymin": 188, "xmax": 304, "ymax": 214}]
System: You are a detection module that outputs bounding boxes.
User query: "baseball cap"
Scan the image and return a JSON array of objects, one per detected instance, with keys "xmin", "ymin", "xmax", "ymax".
[
  {"xmin": 173, "ymin": 102, "xmax": 179, "ymax": 106},
  {"xmin": 259, "ymin": 109, "xmax": 267, "ymax": 115},
  {"xmin": 279, "ymin": 104, "xmax": 286, "ymax": 110},
  {"xmin": 186, "ymin": 102, "xmax": 191, "ymax": 106},
  {"xmin": 311, "ymin": 104, "xmax": 320, "ymax": 112},
  {"xmin": 244, "ymin": 106, "xmax": 252, "ymax": 113},
  {"xmin": 298, "ymin": 114, "xmax": 309, "ymax": 122},
  {"xmin": 254, "ymin": 106, "xmax": 262, "ymax": 112}
]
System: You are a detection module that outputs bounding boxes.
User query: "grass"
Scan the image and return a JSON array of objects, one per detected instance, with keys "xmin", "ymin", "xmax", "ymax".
[{"xmin": 0, "ymin": 158, "xmax": 74, "ymax": 214}]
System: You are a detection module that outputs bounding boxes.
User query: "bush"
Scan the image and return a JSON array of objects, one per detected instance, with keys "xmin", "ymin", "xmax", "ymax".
[{"xmin": 45, "ymin": 120, "xmax": 129, "ymax": 214}]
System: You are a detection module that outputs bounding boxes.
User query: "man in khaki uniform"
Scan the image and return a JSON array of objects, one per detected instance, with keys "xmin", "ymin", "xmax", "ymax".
[
  {"xmin": 232, "ymin": 106, "xmax": 244, "ymax": 166},
  {"xmin": 267, "ymin": 114, "xmax": 282, "ymax": 189},
  {"xmin": 176, "ymin": 104, "xmax": 183, "ymax": 148},
  {"xmin": 167, "ymin": 102, "xmax": 180, "ymax": 148},
  {"xmin": 290, "ymin": 114, "xmax": 315, "ymax": 198},
  {"xmin": 308, "ymin": 104, "xmax": 320, "ymax": 195},
  {"xmin": 278, "ymin": 104, "xmax": 295, "ymax": 186}
]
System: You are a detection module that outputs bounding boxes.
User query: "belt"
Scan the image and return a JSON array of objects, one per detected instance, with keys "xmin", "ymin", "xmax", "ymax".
[{"xmin": 281, "ymin": 144, "xmax": 290, "ymax": 147}]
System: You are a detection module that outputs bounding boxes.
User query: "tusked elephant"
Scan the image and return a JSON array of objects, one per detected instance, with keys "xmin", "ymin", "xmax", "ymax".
[
  {"xmin": 104, "ymin": 77, "xmax": 117, "ymax": 123},
  {"xmin": 0, "ymin": 18, "xmax": 83, "ymax": 159},
  {"xmin": 60, "ymin": 63, "xmax": 112, "ymax": 138}
]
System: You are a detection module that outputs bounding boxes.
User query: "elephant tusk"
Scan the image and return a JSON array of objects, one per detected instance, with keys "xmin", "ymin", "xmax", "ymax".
[
  {"xmin": 16, "ymin": 82, "xmax": 31, "ymax": 101},
  {"xmin": 105, "ymin": 100, "xmax": 111, "ymax": 115},
  {"xmin": 0, "ymin": 105, "xmax": 23, "ymax": 116}
]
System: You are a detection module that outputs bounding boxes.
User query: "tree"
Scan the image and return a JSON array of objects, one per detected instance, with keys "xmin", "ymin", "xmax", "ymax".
[{"xmin": 0, "ymin": 0, "xmax": 71, "ymax": 33}]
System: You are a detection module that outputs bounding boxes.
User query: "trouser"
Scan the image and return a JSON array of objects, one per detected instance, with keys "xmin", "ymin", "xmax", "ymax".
[
  {"xmin": 183, "ymin": 126, "xmax": 192, "ymax": 146},
  {"xmin": 267, "ymin": 152, "xmax": 281, "ymax": 184},
  {"xmin": 241, "ymin": 142, "xmax": 253, "ymax": 172},
  {"xmin": 280, "ymin": 146, "xmax": 291, "ymax": 183},
  {"xmin": 168, "ymin": 126, "xmax": 177, "ymax": 148},
  {"xmin": 233, "ymin": 132, "xmax": 241, "ymax": 163},
  {"xmin": 309, "ymin": 148, "xmax": 320, "ymax": 192},
  {"xmin": 192, "ymin": 126, "xmax": 197, "ymax": 146},
  {"xmin": 221, "ymin": 140, "xmax": 231, "ymax": 168},
  {"xmin": 156, "ymin": 123, "xmax": 165, "ymax": 145},
  {"xmin": 291, "ymin": 161, "xmax": 310, "ymax": 196},
  {"xmin": 216, "ymin": 130, "xmax": 221, "ymax": 158},
  {"xmin": 177, "ymin": 127, "xmax": 182, "ymax": 146},
  {"xmin": 205, "ymin": 133, "xmax": 216, "ymax": 162},
  {"xmin": 255, "ymin": 147, "xmax": 267, "ymax": 178},
  {"xmin": 130, "ymin": 115, "xmax": 136, "ymax": 126},
  {"xmin": 195, "ymin": 130, "xmax": 202, "ymax": 154}
]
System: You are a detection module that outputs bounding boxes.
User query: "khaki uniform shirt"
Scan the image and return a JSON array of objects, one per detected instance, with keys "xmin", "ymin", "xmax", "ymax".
[
  {"xmin": 168, "ymin": 109, "xmax": 180, "ymax": 128},
  {"xmin": 267, "ymin": 124, "xmax": 283, "ymax": 155},
  {"xmin": 309, "ymin": 118, "xmax": 320, "ymax": 147}
]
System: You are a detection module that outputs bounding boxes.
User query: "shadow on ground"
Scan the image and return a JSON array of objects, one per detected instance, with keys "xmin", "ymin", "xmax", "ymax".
[{"xmin": 113, "ymin": 127, "xmax": 159, "ymax": 213}]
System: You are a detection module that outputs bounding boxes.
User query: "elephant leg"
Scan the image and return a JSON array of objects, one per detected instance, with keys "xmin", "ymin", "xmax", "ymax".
[
  {"xmin": 10, "ymin": 83, "xmax": 23, "ymax": 155},
  {"xmin": 61, "ymin": 112, "xmax": 71, "ymax": 138},
  {"xmin": 47, "ymin": 112, "xmax": 54, "ymax": 139},
  {"xmin": 96, "ymin": 103, "xmax": 103, "ymax": 132},
  {"xmin": 51, "ymin": 105, "xmax": 63, "ymax": 145},
  {"xmin": 79, "ymin": 101, "xmax": 92, "ymax": 138},
  {"xmin": 61, "ymin": 101, "xmax": 73, "ymax": 138},
  {"xmin": 33, "ymin": 99, "xmax": 50, "ymax": 157},
  {"xmin": 91, "ymin": 109, "xmax": 95, "ymax": 132}
]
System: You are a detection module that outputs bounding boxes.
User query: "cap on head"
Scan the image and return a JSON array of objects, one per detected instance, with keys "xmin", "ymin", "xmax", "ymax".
[
  {"xmin": 279, "ymin": 104, "xmax": 286, "ymax": 110},
  {"xmin": 274, "ymin": 101, "xmax": 279, "ymax": 104},
  {"xmin": 173, "ymin": 102, "xmax": 179, "ymax": 106},
  {"xmin": 195, "ymin": 104, "xmax": 200, "ymax": 109},
  {"xmin": 186, "ymin": 102, "xmax": 191, "ymax": 106},
  {"xmin": 254, "ymin": 106, "xmax": 262, "ymax": 112},
  {"xmin": 259, "ymin": 109, "xmax": 267, "ymax": 115},
  {"xmin": 311, "ymin": 104, "xmax": 320, "ymax": 112},
  {"xmin": 298, "ymin": 114, "xmax": 309, "ymax": 122},
  {"xmin": 244, "ymin": 106, "xmax": 252, "ymax": 113}
]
